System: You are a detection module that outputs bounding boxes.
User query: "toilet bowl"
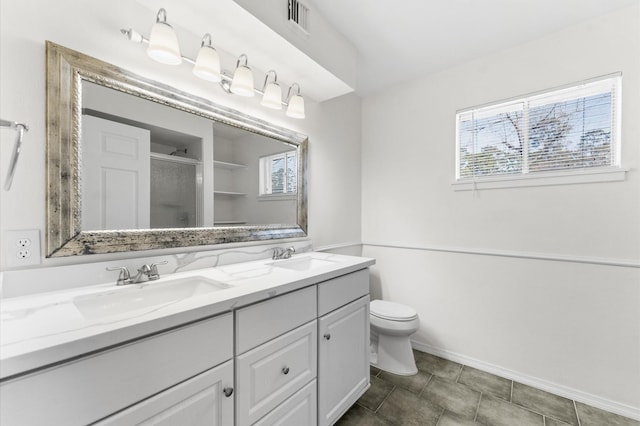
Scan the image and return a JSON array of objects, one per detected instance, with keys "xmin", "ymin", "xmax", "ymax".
[{"xmin": 370, "ymin": 300, "xmax": 420, "ymax": 376}]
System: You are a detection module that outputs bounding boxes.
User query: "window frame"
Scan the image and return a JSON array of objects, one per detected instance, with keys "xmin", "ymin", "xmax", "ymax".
[
  {"xmin": 453, "ymin": 74, "xmax": 626, "ymax": 191},
  {"xmin": 258, "ymin": 150, "xmax": 298, "ymax": 198}
]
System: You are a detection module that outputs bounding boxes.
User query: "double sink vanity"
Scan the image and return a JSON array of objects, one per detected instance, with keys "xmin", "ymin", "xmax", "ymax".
[{"xmin": 0, "ymin": 252, "xmax": 375, "ymax": 426}]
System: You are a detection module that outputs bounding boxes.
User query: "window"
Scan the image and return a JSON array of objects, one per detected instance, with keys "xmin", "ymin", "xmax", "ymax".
[
  {"xmin": 259, "ymin": 150, "xmax": 297, "ymax": 196},
  {"xmin": 455, "ymin": 75, "xmax": 623, "ymax": 189}
]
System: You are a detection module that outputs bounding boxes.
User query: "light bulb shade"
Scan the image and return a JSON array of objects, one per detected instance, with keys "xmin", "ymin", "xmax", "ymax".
[
  {"xmin": 286, "ymin": 94, "xmax": 305, "ymax": 119},
  {"xmin": 193, "ymin": 46, "xmax": 221, "ymax": 82},
  {"xmin": 147, "ymin": 21, "xmax": 181, "ymax": 65},
  {"xmin": 230, "ymin": 65, "xmax": 255, "ymax": 97},
  {"xmin": 261, "ymin": 82, "xmax": 282, "ymax": 109}
]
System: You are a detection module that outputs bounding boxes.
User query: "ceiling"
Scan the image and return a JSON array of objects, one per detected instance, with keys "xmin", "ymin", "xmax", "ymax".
[{"xmin": 308, "ymin": 0, "xmax": 638, "ymax": 95}]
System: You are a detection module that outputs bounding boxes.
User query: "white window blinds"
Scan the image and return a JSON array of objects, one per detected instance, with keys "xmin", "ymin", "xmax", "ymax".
[{"xmin": 456, "ymin": 75, "xmax": 621, "ymax": 181}]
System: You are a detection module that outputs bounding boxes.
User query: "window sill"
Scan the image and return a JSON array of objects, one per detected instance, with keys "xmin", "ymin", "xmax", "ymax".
[
  {"xmin": 258, "ymin": 194, "xmax": 297, "ymax": 201},
  {"xmin": 452, "ymin": 167, "xmax": 629, "ymax": 191}
]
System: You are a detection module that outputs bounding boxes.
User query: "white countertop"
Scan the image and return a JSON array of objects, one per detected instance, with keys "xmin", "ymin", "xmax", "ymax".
[{"xmin": 0, "ymin": 252, "xmax": 374, "ymax": 380}]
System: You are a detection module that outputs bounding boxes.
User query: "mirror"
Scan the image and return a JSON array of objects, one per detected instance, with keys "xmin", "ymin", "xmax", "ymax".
[{"xmin": 46, "ymin": 42, "xmax": 308, "ymax": 257}]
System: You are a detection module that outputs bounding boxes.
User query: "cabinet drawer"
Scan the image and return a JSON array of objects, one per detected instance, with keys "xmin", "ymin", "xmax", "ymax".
[
  {"xmin": 236, "ymin": 321, "xmax": 317, "ymax": 426},
  {"xmin": 253, "ymin": 379, "xmax": 317, "ymax": 426},
  {"xmin": 318, "ymin": 269, "xmax": 369, "ymax": 316},
  {"xmin": 0, "ymin": 313, "xmax": 232, "ymax": 426},
  {"xmin": 96, "ymin": 360, "xmax": 234, "ymax": 426},
  {"xmin": 236, "ymin": 286, "xmax": 317, "ymax": 353}
]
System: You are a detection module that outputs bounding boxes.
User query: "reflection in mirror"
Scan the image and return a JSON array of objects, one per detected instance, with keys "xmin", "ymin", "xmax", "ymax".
[
  {"xmin": 46, "ymin": 41, "xmax": 308, "ymax": 257},
  {"xmin": 80, "ymin": 82, "xmax": 297, "ymax": 230}
]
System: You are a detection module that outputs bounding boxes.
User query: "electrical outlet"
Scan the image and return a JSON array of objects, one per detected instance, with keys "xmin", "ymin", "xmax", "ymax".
[{"xmin": 5, "ymin": 229, "xmax": 41, "ymax": 267}]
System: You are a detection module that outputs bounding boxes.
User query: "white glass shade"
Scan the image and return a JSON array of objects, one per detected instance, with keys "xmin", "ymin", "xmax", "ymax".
[
  {"xmin": 230, "ymin": 65, "xmax": 255, "ymax": 97},
  {"xmin": 286, "ymin": 94, "xmax": 305, "ymax": 119},
  {"xmin": 147, "ymin": 22, "xmax": 181, "ymax": 65},
  {"xmin": 261, "ymin": 82, "xmax": 282, "ymax": 109},
  {"xmin": 193, "ymin": 46, "xmax": 221, "ymax": 82}
]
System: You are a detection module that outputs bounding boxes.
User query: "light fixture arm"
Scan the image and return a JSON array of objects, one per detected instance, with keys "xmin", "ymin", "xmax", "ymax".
[
  {"xmin": 156, "ymin": 8, "xmax": 168, "ymax": 23},
  {"xmin": 236, "ymin": 54, "xmax": 249, "ymax": 68},
  {"xmin": 286, "ymin": 82, "xmax": 302, "ymax": 100},
  {"xmin": 262, "ymin": 70, "xmax": 278, "ymax": 91},
  {"xmin": 201, "ymin": 33, "xmax": 213, "ymax": 48}
]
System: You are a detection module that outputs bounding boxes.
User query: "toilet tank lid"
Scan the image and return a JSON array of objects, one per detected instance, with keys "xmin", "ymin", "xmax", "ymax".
[{"xmin": 370, "ymin": 300, "xmax": 418, "ymax": 320}]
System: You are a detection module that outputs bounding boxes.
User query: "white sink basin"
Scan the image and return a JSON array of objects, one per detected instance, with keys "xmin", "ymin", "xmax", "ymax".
[
  {"xmin": 269, "ymin": 255, "xmax": 338, "ymax": 271},
  {"xmin": 73, "ymin": 276, "xmax": 231, "ymax": 320}
]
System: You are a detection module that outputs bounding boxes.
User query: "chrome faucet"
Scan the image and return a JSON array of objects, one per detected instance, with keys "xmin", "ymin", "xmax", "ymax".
[
  {"xmin": 272, "ymin": 246, "xmax": 296, "ymax": 260},
  {"xmin": 106, "ymin": 260, "xmax": 168, "ymax": 285}
]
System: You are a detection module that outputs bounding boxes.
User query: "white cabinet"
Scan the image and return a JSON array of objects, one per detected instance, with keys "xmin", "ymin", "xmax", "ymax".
[
  {"xmin": 0, "ymin": 313, "xmax": 233, "ymax": 426},
  {"xmin": 253, "ymin": 380, "xmax": 317, "ymax": 426},
  {"xmin": 236, "ymin": 321, "xmax": 317, "ymax": 425},
  {"xmin": 97, "ymin": 360, "xmax": 234, "ymax": 426},
  {"xmin": 317, "ymin": 270, "xmax": 371, "ymax": 426},
  {"xmin": 235, "ymin": 286, "xmax": 318, "ymax": 426}
]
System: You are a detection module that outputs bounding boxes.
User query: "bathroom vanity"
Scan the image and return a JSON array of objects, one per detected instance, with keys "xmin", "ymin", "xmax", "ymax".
[{"xmin": 0, "ymin": 252, "xmax": 374, "ymax": 426}]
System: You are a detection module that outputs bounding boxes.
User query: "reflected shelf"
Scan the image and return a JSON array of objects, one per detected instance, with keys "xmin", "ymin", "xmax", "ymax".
[
  {"xmin": 213, "ymin": 160, "xmax": 246, "ymax": 170},
  {"xmin": 214, "ymin": 190, "xmax": 247, "ymax": 196}
]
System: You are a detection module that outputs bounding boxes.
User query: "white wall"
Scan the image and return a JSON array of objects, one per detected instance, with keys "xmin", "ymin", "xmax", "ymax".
[
  {"xmin": 361, "ymin": 4, "xmax": 640, "ymax": 418},
  {"xmin": 0, "ymin": 0, "xmax": 362, "ymax": 274}
]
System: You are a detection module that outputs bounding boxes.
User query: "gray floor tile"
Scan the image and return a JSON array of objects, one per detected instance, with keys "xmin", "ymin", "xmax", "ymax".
[
  {"xmin": 437, "ymin": 410, "xmax": 484, "ymax": 426},
  {"xmin": 357, "ymin": 375, "xmax": 394, "ymax": 412},
  {"xmin": 370, "ymin": 365, "xmax": 382, "ymax": 377},
  {"xmin": 476, "ymin": 394, "xmax": 543, "ymax": 426},
  {"xmin": 511, "ymin": 382, "xmax": 578, "ymax": 425},
  {"xmin": 378, "ymin": 370, "xmax": 432, "ymax": 394},
  {"xmin": 414, "ymin": 350, "xmax": 463, "ymax": 381},
  {"xmin": 336, "ymin": 404, "xmax": 393, "ymax": 426},
  {"xmin": 575, "ymin": 402, "xmax": 640, "ymax": 426},
  {"xmin": 458, "ymin": 366, "xmax": 512, "ymax": 401},
  {"xmin": 378, "ymin": 387, "xmax": 443, "ymax": 426},
  {"xmin": 544, "ymin": 417, "xmax": 574, "ymax": 426},
  {"xmin": 422, "ymin": 376, "xmax": 481, "ymax": 419}
]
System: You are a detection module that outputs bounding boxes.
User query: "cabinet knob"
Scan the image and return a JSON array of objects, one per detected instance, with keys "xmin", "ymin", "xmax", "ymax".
[
  {"xmin": 324, "ymin": 333, "xmax": 331, "ymax": 340},
  {"xmin": 223, "ymin": 387, "xmax": 234, "ymax": 397},
  {"xmin": 282, "ymin": 366, "xmax": 290, "ymax": 375}
]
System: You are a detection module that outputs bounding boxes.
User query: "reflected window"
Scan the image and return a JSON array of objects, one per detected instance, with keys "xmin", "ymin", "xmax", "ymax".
[{"xmin": 259, "ymin": 150, "xmax": 297, "ymax": 195}]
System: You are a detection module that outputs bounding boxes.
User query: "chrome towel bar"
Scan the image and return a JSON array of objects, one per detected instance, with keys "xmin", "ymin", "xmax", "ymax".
[{"xmin": 1, "ymin": 119, "xmax": 28, "ymax": 191}]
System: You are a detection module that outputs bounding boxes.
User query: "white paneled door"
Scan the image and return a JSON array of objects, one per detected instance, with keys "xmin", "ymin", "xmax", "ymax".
[{"xmin": 81, "ymin": 115, "xmax": 150, "ymax": 230}]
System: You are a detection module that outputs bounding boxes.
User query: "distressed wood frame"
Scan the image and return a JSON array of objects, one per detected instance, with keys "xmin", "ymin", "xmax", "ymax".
[{"xmin": 46, "ymin": 41, "xmax": 308, "ymax": 257}]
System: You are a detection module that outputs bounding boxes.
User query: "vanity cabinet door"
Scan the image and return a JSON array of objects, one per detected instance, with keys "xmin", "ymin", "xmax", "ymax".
[
  {"xmin": 318, "ymin": 295, "xmax": 370, "ymax": 426},
  {"xmin": 96, "ymin": 360, "xmax": 234, "ymax": 426},
  {"xmin": 236, "ymin": 321, "xmax": 317, "ymax": 426}
]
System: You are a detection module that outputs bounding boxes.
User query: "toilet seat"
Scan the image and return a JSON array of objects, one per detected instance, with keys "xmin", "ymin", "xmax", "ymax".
[{"xmin": 370, "ymin": 300, "xmax": 418, "ymax": 321}]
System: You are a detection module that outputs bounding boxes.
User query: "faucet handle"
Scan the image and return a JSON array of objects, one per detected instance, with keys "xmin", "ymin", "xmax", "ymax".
[
  {"xmin": 148, "ymin": 260, "xmax": 168, "ymax": 280},
  {"xmin": 106, "ymin": 266, "xmax": 132, "ymax": 286}
]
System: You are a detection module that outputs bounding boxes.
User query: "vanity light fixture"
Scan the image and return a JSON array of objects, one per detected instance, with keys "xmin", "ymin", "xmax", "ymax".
[
  {"xmin": 192, "ymin": 34, "xmax": 221, "ymax": 82},
  {"xmin": 261, "ymin": 70, "xmax": 282, "ymax": 110},
  {"xmin": 146, "ymin": 8, "xmax": 182, "ymax": 65},
  {"xmin": 230, "ymin": 54, "xmax": 255, "ymax": 97},
  {"xmin": 286, "ymin": 83, "xmax": 305, "ymax": 119},
  {"xmin": 121, "ymin": 8, "xmax": 306, "ymax": 118}
]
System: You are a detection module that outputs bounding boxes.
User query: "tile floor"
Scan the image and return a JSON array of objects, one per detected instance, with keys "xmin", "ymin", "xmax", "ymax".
[{"xmin": 336, "ymin": 350, "xmax": 639, "ymax": 426}]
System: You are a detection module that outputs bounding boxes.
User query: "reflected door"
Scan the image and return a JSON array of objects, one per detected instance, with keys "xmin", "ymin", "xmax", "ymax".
[{"xmin": 81, "ymin": 115, "xmax": 151, "ymax": 230}]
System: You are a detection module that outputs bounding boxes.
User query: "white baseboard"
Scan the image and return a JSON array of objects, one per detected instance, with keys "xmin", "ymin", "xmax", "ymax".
[{"xmin": 411, "ymin": 340, "xmax": 640, "ymax": 421}]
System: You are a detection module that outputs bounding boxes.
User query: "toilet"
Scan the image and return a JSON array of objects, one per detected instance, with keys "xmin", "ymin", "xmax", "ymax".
[{"xmin": 369, "ymin": 300, "xmax": 420, "ymax": 375}]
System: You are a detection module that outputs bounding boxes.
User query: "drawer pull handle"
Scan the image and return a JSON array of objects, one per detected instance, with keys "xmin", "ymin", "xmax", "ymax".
[
  {"xmin": 282, "ymin": 367, "xmax": 290, "ymax": 375},
  {"xmin": 324, "ymin": 333, "xmax": 331, "ymax": 340},
  {"xmin": 223, "ymin": 387, "xmax": 234, "ymax": 397}
]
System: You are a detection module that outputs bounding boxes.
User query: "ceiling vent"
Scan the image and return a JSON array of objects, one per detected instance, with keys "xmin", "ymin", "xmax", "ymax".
[{"xmin": 287, "ymin": 0, "xmax": 310, "ymax": 34}]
